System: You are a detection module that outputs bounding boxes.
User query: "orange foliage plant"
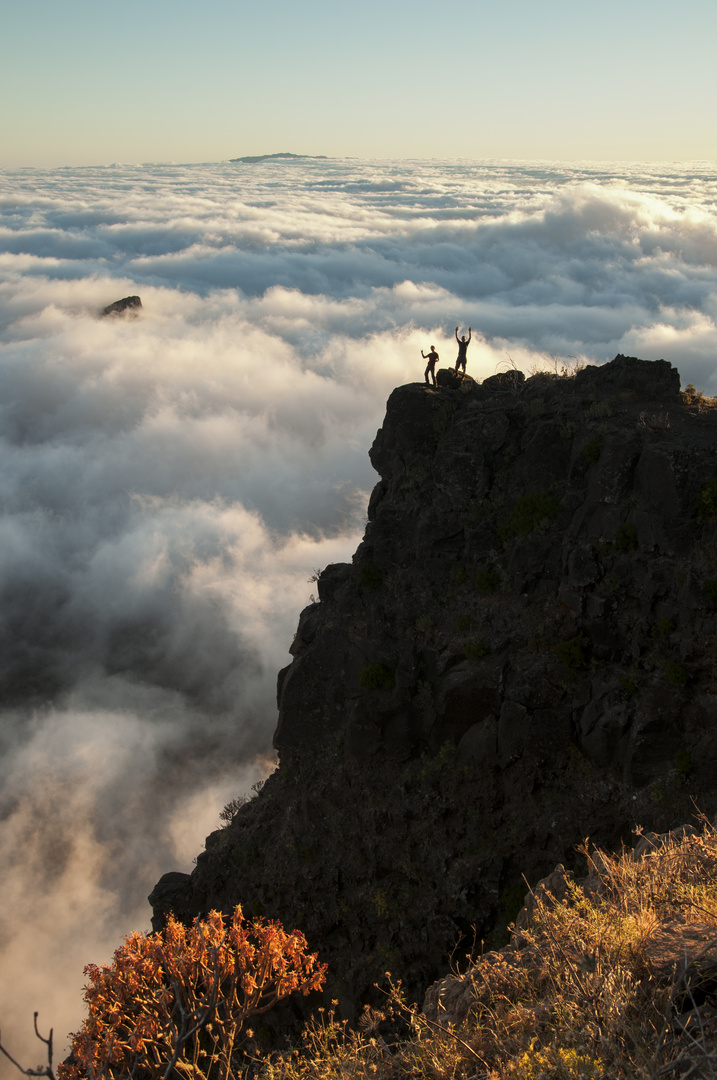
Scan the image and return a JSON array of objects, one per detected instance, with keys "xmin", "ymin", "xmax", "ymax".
[{"xmin": 58, "ymin": 906, "xmax": 326, "ymax": 1080}]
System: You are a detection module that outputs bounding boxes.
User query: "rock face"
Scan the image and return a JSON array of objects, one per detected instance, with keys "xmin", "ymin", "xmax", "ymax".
[
  {"xmin": 101, "ymin": 295, "xmax": 142, "ymax": 316},
  {"xmin": 151, "ymin": 355, "xmax": 717, "ymax": 1018}
]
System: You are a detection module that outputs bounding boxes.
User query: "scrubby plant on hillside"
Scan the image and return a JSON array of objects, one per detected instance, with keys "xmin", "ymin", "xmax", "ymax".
[
  {"xmin": 681, "ymin": 383, "xmax": 717, "ymax": 411},
  {"xmin": 464, "ymin": 641, "xmax": 489, "ymax": 662},
  {"xmin": 555, "ymin": 634, "xmax": 589, "ymax": 676},
  {"xmin": 475, "ymin": 569, "xmax": 500, "ymax": 595},
  {"xmin": 358, "ymin": 664, "xmax": 395, "ymax": 692},
  {"xmin": 261, "ymin": 824, "xmax": 717, "ymax": 1080},
  {"xmin": 500, "ymin": 493, "xmax": 560, "ymax": 540},
  {"xmin": 359, "ymin": 563, "xmax": 383, "ymax": 592},
  {"xmin": 698, "ymin": 479, "xmax": 717, "ymax": 520},
  {"xmin": 614, "ymin": 521, "xmax": 638, "ymax": 552},
  {"xmin": 58, "ymin": 907, "xmax": 326, "ymax": 1080}
]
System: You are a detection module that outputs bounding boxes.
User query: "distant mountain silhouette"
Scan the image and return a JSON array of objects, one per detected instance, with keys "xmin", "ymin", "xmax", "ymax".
[{"xmin": 229, "ymin": 152, "xmax": 329, "ymax": 164}]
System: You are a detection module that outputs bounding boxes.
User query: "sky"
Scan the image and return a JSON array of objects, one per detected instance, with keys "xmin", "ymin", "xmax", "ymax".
[{"xmin": 1, "ymin": 0, "xmax": 716, "ymax": 167}]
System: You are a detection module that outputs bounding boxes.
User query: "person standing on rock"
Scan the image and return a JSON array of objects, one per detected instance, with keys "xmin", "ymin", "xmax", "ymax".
[
  {"xmin": 455, "ymin": 326, "xmax": 472, "ymax": 375},
  {"xmin": 422, "ymin": 345, "xmax": 440, "ymax": 387}
]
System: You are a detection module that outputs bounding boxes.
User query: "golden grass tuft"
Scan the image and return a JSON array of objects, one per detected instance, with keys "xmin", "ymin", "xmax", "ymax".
[{"xmin": 263, "ymin": 821, "xmax": 717, "ymax": 1080}]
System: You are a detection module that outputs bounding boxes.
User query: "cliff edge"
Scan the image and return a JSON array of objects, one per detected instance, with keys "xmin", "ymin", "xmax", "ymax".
[{"xmin": 151, "ymin": 355, "xmax": 717, "ymax": 1017}]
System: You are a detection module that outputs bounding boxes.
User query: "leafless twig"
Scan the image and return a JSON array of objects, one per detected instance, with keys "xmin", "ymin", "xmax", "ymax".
[{"xmin": 0, "ymin": 1014, "xmax": 56, "ymax": 1080}]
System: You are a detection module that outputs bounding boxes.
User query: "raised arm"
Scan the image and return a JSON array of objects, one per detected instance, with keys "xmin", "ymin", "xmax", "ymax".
[
  {"xmin": 455, "ymin": 327, "xmax": 459, "ymax": 342},
  {"xmin": 467, "ymin": 328, "xmax": 472, "ymax": 343}
]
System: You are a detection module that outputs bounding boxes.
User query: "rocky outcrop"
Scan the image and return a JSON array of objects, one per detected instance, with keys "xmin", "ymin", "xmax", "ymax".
[
  {"xmin": 151, "ymin": 356, "xmax": 717, "ymax": 1018},
  {"xmin": 101, "ymin": 295, "xmax": 142, "ymax": 316}
]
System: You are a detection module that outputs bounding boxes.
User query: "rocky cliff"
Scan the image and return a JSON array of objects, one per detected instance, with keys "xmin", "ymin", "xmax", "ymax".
[{"xmin": 151, "ymin": 356, "xmax": 717, "ymax": 1018}]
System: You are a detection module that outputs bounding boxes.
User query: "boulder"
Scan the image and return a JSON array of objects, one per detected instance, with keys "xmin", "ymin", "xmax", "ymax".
[{"xmin": 101, "ymin": 295, "xmax": 142, "ymax": 316}]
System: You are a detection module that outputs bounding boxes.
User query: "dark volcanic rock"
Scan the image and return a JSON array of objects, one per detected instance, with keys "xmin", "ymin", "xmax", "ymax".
[
  {"xmin": 101, "ymin": 295, "xmax": 142, "ymax": 316},
  {"xmin": 151, "ymin": 355, "xmax": 717, "ymax": 1019},
  {"xmin": 148, "ymin": 871, "xmax": 194, "ymax": 925}
]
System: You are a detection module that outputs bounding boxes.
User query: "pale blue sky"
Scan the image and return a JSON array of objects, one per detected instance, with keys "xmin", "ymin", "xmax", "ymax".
[{"xmin": 1, "ymin": 0, "xmax": 716, "ymax": 166}]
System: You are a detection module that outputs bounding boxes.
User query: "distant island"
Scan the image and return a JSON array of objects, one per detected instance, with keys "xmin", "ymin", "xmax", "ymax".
[{"xmin": 229, "ymin": 153, "xmax": 329, "ymax": 164}]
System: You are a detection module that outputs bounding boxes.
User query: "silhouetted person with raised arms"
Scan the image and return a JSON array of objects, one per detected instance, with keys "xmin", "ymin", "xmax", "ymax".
[
  {"xmin": 422, "ymin": 345, "xmax": 440, "ymax": 387},
  {"xmin": 455, "ymin": 326, "xmax": 472, "ymax": 375}
]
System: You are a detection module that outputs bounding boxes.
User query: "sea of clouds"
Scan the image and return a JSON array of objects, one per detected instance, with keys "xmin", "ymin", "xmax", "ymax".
[{"xmin": 1, "ymin": 157, "xmax": 716, "ymax": 1067}]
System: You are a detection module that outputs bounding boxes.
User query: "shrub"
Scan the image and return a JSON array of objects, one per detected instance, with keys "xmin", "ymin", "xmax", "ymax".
[
  {"xmin": 683, "ymin": 382, "xmax": 705, "ymax": 404},
  {"xmin": 556, "ymin": 634, "xmax": 589, "ymax": 676},
  {"xmin": 501, "ymin": 492, "xmax": 560, "ymax": 539},
  {"xmin": 220, "ymin": 781, "xmax": 266, "ymax": 825},
  {"xmin": 586, "ymin": 399, "xmax": 613, "ymax": 419},
  {"xmin": 674, "ymin": 749, "xmax": 692, "ymax": 777},
  {"xmin": 501, "ymin": 881, "xmax": 528, "ymax": 926},
  {"xmin": 358, "ymin": 663, "xmax": 394, "ymax": 691},
  {"xmin": 506, "ymin": 1044, "xmax": 606, "ymax": 1078},
  {"xmin": 614, "ymin": 521, "xmax": 638, "ymax": 552},
  {"xmin": 432, "ymin": 401, "xmax": 454, "ymax": 438},
  {"xmin": 651, "ymin": 617, "xmax": 675, "ymax": 641},
  {"xmin": 619, "ymin": 674, "xmax": 638, "ymax": 697},
  {"xmin": 580, "ymin": 437, "xmax": 603, "ymax": 466},
  {"xmin": 220, "ymin": 795, "xmax": 249, "ymax": 823},
  {"xmin": 664, "ymin": 660, "xmax": 689, "ymax": 687},
  {"xmin": 58, "ymin": 907, "xmax": 325, "ymax": 1080},
  {"xmin": 697, "ymin": 478, "xmax": 717, "ymax": 520},
  {"xmin": 475, "ymin": 569, "xmax": 500, "ymax": 594},
  {"xmin": 464, "ymin": 640, "xmax": 489, "ymax": 662},
  {"xmin": 358, "ymin": 562, "xmax": 383, "ymax": 591}
]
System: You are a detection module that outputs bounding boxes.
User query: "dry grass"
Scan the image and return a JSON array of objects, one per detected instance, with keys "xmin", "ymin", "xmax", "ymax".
[
  {"xmin": 262, "ymin": 822, "xmax": 717, "ymax": 1080},
  {"xmin": 682, "ymin": 384, "xmax": 717, "ymax": 412}
]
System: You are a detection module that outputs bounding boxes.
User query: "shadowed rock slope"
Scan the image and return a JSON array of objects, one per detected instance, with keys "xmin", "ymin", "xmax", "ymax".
[{"xmin": 151, "ymin": 356, "xmax": 717, "ymax": 1018}]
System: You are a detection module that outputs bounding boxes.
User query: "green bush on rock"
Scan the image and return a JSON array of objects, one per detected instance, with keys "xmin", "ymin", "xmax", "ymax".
[{"xmin": 358, "ymin": 663, "xmax": 395, "ymax": 691}]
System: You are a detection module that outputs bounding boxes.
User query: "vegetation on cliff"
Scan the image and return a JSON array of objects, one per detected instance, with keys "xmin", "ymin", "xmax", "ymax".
[
  {"xmin": 0, "ymin": 910, "xmax": 325, "ymax": 1080},
  {"xmin": 7, "ymin": 822, "xmax": 717, "ymax": 1078},
  {"xmin": 261, "ymin": 822, "xmax": 717, "ymax": 1079}
]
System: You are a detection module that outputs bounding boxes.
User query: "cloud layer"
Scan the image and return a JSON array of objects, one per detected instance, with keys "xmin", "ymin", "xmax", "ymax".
[{"xmin": 0, "ymin": 157, "xmax": 716, "ymax": 1069}]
